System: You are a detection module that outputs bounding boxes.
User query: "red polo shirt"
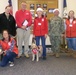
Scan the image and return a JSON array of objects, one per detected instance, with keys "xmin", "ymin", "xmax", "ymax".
[{"xmin": 15, "ymin": 9, "xmax": 32, "ymax": 28}]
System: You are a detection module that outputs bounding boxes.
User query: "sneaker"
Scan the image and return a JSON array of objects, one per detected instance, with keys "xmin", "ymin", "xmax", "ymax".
[
  {"xmin": 25, "ymin": 54, "xmax": 29, "ymax": 58},
  {"xmin": 16, "ymin": 55, "xmax": 21, "ymax": 59},
  {"xmin": 9, "ymin": 61, "xmax": 12, "ymax": 64},
  {"xmin": 9, "ymin": 62, "xmax": 14, "ymax": 67}
]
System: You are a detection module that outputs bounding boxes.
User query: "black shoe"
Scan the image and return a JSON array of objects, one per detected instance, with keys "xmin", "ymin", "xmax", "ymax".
[{"xmin": 42, "ymin": 56, "xmax": 46, "ymax": 60}]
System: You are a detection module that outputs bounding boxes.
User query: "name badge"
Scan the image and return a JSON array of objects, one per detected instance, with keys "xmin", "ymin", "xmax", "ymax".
[
  {"xmin": 69, "ymin": 24, "xmax": 73, "ymax": 27},
  {"xmin": 26, "ymin": 13, "xmax": 29, "ymax": 15},
  {"xmin": 38, "ymin": 23, "xmax": 41, "ymax": 25}
]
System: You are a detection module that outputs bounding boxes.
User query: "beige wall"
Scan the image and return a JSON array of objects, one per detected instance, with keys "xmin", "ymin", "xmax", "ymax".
[
  {"xmin": 67, "ymin": 0, "xmax": 76, "ymax": 15},
  {"xmin": 0, "ymin": 0, "xmax": 76, "ymax": 17}
]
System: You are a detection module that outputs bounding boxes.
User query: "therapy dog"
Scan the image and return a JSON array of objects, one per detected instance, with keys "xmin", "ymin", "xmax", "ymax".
[{"xmin": 31, "ymin": 43, "xmax": 42, "ymax": 62}]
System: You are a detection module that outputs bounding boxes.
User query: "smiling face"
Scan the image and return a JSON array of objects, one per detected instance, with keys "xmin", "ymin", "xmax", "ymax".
[
  {"xmin": 69, "ymin": 10, "xmax": 74, "ymax": 19},
  {"xmin": 21, "ymin": 2, "xmax": 27, "ymax": 10},
  {"xmin": 54, "ymin": 10, "xmax": 59, "ymax": 16},
  {"xmin": 2, "ymin": 30, "xmax": 9, "ymax": 40},
  {"xmin": 37, "ymin": 11, "xmax": 43, "ymax": 17},
  {"xmin": 5, "ymin": 6, "xmax": 11, "ymax": 14}
]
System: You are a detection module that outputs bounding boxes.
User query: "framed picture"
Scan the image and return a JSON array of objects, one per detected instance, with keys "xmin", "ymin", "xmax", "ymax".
[
  {"xmin": 30, "ymin": 4, "xmax": 35, "ymax": 10},
  {"xmin": 48, "ymin": 8, "xmax": 54, "ymax": 13},
  {"xmin": 43, "ymin": 4, "xmax": 47, "ymax": 10},
  {"xmin": 36, "ymin": 4, "xmax": 41, "ymax": 8}
]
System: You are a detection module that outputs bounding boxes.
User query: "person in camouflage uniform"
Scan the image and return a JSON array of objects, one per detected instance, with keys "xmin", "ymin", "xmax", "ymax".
[{"xmin": 49, "ymin": 9, "xmax": 65, "ymax": 57}]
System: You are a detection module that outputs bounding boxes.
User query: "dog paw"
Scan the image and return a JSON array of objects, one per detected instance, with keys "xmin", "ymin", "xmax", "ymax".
[
  {"xmin": 32, "ymin": 59, "xmax": 34, "ymax": 61},
  {"xmin": 36, "ymin": 59, "xmax": 39, "ymax": 62}
]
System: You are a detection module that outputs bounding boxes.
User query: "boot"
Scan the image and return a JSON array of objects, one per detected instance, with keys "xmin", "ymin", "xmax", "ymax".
[
  {"xmin": 50, "ymin": 52, "xmax": 55, "ymax": 56},
  {"xmin": 55, "ymin": 53, "xmax": 60, "ymax": 58},
  {"xmin": 72, "ymin": 51, "xmax": 76, "ymax": 58},
  {"xmin": 67, "ymin": 52, "xmax": 72, "ymax": 56},
  {"xmin": 67, "ymin": 49, "xmax": 73, "ymax": 53}
]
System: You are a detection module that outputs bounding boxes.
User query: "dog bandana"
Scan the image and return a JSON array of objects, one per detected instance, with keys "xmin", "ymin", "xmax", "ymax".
[{"xmin": 32, "ymin": 48, "xmax": 38, "ymax": 54}]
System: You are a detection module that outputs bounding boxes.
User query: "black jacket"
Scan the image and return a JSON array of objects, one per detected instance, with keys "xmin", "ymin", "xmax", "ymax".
[{"xmin": 0, "ymin": 12, "xmax": 16, "ymax": 36}]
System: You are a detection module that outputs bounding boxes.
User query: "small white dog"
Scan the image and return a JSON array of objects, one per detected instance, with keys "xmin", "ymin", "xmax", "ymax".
[{"xmin": 31, "ymin": 43, "xmax": 42, "ymax": 62}]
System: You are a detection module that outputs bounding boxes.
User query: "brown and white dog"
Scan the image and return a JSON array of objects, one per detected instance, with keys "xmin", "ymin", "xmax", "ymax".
[{"xmin": 31, "ymin": 43, "xmax": 42, "ymax": 62}]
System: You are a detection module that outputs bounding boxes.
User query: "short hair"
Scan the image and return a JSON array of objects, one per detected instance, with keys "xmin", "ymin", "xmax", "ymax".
[
  {"xmin": 21, "ymin": 1, "xmax": 27, "ymax": 4},
  {"xmin": 68, "ymin": 10, "xmax": 75, "ymax": 20},
  {"xmin": 2, "ymin": 29, "xmax": 11, "ymax": 41},
  {"xmin": 2, "ymin": 29, "xmax": 9, "ymax": 35},
  {"xmin": 5, "ymin": 5, "xmax": 10, "ymax": 9}
]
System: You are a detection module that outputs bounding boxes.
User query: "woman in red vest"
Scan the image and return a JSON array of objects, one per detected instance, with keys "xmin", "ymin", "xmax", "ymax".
[
  {"xmin": 0, "ymin": 30, "xmax": 18, "ymax": 67},
  {"xmin": 65, "ymin": 10, "xmax": 76, "ymax": 57},
  {"xmin": 33, "ymin": 8, "xmax": 48, "ymax": 60}
]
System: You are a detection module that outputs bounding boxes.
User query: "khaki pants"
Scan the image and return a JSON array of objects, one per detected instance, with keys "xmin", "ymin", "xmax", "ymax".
[{"xmin": 17, "ymin": 28, "xmax": 30, "ymax": 56}]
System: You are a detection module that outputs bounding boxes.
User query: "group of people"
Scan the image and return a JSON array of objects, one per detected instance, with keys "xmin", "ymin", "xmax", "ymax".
[{"xmin": 0, "ymin": 1, "xmax": 76, "ymax": 67}]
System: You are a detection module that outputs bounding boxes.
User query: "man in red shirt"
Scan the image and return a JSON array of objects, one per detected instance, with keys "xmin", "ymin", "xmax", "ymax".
[{"xmin": 15, "ymin": 2, "xmax": 32, "ymax": 58}]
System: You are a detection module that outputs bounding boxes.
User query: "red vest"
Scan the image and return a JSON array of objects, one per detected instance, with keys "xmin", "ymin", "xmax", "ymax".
[
  {"xmin": 66, "ymin": 19, "xmax": 76, "ymax": 38},
  {"xmin": 33, "ymin": 17, "xmax": 48, "ymax": 36},
  {"xmin": 0, "ymin": 38, "xmax": 18, "ymax": 54}
]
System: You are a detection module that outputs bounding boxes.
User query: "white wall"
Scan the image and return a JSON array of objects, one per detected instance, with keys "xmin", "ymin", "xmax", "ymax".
[
  {"xmin": 0, "ymin": 0, "xmax": 18, "ymax": 17},
  {"xmin": 0, "ymin": 0, "xmax": 8, "ymax": 13},
  {"xmin": 67, "ymin": 0, "xmax": 76, "ymax": 15},
  {"xmin": 12, "ymin": 0, "xmax": 18, "ymax": 17},
  {"xmin": 58, "ymin": 0, "xmax": 63, "ymax": 17}
]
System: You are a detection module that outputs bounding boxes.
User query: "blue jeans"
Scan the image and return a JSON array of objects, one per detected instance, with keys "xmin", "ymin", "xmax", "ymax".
[
  {"xmin": 0, "ymin": 52, "xmax": 17, "ymax": 67},
  {"xmin": 66, "ymin": 38, "xmax": 76, "ymax": 50},
  {"xmin": 35, "ymin": 36, "xmax": 46, "ymax": 57}
]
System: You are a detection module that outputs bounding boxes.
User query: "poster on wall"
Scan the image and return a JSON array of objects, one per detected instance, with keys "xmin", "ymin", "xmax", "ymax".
[
  {"xmin": 43, "ymin": 4, "xmax": 47, "ymax": 10},
  {"xmin": 36, "ymin": 4, "xmax": 41, "ymax": 9},
  {"xmin": 48, "ymin": 8, "xmax": 54, "ymax": 13},
  {"xmin": 30, "ymin": 4, "xmax": 35, "ymax": 10}
]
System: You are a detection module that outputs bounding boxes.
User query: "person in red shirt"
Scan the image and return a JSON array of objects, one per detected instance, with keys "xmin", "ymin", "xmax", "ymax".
[
  {"xmin": 33, "ymin": 8, "xmax": 48, "ymax": 60},
  {"xmin": 0, "ymin": 30, "xmax": 18, "ymax": 67},
  {"xmin": 65, "ymin": 10, "xmax": 76, "ymax": 57},
  {"xmin": 15, "ymin": 2, "xmax": 32, "ymax": 58}
]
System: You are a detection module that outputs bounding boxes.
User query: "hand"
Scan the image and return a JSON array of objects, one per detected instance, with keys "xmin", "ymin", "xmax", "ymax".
[
  {"xmin": 0, "ymin": 51, "xmax": 3, "ymax": 55},
  {"xmin": 45, "ymin": 34, "xmax": 47, "ymax": 38},
  {"xmin": 33, "ymin": 35, "xmax": 35, "ymax": 38},
  {"xmin": 3, "ymin": 50, "xmax": 6, "ymax": 55},
  {"xmin": 21, "ymin": 26, "xmax": 26, "ymax": 30},
  {"xmin": 61, "ymin": 34, "xmax": 66, "ymax": 38}
]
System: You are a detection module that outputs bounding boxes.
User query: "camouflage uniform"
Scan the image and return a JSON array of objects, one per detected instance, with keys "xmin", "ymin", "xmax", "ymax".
[{"xmin": 49, "ymin": 16, "xmax": 64, "ymax": 56}]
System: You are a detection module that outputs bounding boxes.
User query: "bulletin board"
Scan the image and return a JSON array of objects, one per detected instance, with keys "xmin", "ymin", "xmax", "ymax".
[{"xmin": 18, "ymin": 0, "xmax": 58, "ymax": 20}]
